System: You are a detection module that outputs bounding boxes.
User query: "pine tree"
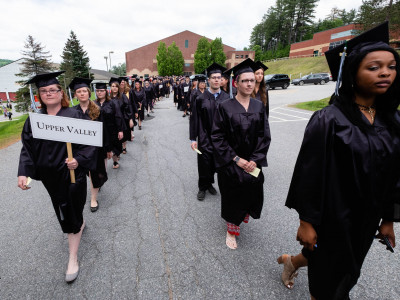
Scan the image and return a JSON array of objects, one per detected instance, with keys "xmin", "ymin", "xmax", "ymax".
[
  {"xmin": 59, "ymin": 31, "xmax": 93, "ymax": 88},
  {"xmin": 15, "ymin": 35, "xmax": 53, "ymax": 112},
  {"xmin": 210, "ymin": 38, "xmax": 227, "ymax": 67},
  {"xmin": 156, "ymin": 42, "xmax": 168, "ymax": 76},
  {"xmin": 194, "ymin": 37, "xmax": 211, "ymax": 74}
]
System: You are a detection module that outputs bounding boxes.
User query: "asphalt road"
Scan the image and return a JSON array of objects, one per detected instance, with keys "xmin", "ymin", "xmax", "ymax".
[{"xmin": 0, "ymin": 84, "xmax": 399, "ymax": 300}]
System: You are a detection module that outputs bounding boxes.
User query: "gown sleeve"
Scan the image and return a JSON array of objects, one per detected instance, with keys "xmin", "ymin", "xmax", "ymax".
[
  {"xmin": 17, "ymin": 117, "xmax": 37, "ymax": 178},
  {"xmin": 211, "ymin": 103, "xmax": 237, "ymax": 168},
  {"xmin": 123, "ymin": 94, "xmax": 133, "ymax": 119},
  {"xmin": 189, "ymin": 95, "xmax": 200, "ymax": 141},
  {"xmin": 285, "ymin": 108, "xmax": 335, "ymax": 225},
  {"xmin": 248, "ymin": 104, "xmax": 271, "ymax": 167}
]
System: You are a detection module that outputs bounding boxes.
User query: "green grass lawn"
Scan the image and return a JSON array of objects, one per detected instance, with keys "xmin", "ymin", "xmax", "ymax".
[
  {"xmin": 292, "ymin": 97, "xmax": 330, "ymax": 111},
  {"xmin": 0, "ymin": 114, "xmax": 29, "ymax": 149}
]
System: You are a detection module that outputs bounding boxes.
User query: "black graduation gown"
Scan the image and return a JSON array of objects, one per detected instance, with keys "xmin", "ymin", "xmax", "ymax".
[
  {"xmin": 254, "ymin": 87, "xmax": 270, "ymax": 119},
  {"xmin": 18, "ymin": 107, "xmax": 97, "ymax": 234},
  {"xmin": 163, "ymin": 80, "xmax": 170, "ymax": 96},
  {"xmin": 285, "ymin": 104, "xmax": 400, "ymax": 299},
  {"xmin": 132, "ymin": 88, "xmax": 146, "ymax": 121},
  {"xmin": 190, "ymin": 89, "xmax": 230, "ymax": 190},
  {"xmin": 95, "ymin": 99, "xmax": 125, "ymax": 156},
  {"xmin": 74, "ymin": 105, "xmax": 108, "ymax": 189},
  {"xmin": 153, "ymin": 83, "xmax": 160, "ymax": 99},
  {"xmin": 144, "ymin": 86, "xmax": 155, "ymax": 110},
  {"xmin": 180, "ymin": 82, "xmax": 190, "ymax": 111},
  {"xmin": 211, "ymin": 98, "xmax": 271, "ymax": 225},
  {"xmin": 173, "ymin": 84, "xmax": 180, "ymax": 104},
  {"xmin": 113, "ymin": 94, "xmax": 133, "ymax": 143},
  {"xmin": 159, "ymin": 82, "xmax": 165, "ymax": 97}
]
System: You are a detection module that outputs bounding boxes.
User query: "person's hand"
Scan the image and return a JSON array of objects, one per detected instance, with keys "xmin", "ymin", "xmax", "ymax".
[
  {"xmin": 129, "ymin": 119, "xmax": 134, "ymax": 128},
  {"xmin": 107, "ymin": 151, "xmax": 112, "ymax": 159},
  {"xmin": 65, "ymin": 158, "xmax": 79, "ymax": 170},
  {"xmin": 18, "ymin": 176, "xmax": 30, "ymax": 190},
  {"xmin": 191, "ymin": 141, "xmax": 198, "ymax": 151},
  {"xmin": 236, "ymin": 158, "xmax": 256, "ymax": 173},
  {"xmin": 118, "ymin": 131, "xmax": 123, "ymax": 140},
  {"xmin": 377, "ymin": 220, "xmax": 396, "ymax": 248},
  {"xmin": 296, "ymin": 220, "xmax": 317, "ymax": 251}
]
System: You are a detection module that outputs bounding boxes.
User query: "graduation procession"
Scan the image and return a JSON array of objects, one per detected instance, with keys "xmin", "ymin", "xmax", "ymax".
[{"xmin": 1, "ymin": 1, "xmax": 400, "ymax": 295}]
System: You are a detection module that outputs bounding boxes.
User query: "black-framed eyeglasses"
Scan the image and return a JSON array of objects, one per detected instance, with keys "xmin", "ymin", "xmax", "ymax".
[
  {"xmin": 240, "ymin": 79, "xmax": 255, "ymax": 84},
  {"xmin": 39, "ymin": 89, "xmax": 61, "ymax": 95}
]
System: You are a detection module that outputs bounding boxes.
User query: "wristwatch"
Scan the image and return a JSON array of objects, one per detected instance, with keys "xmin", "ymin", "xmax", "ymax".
[{"xmin": 233, "ymin": 156, "xmax": 240, "ymax": 163}]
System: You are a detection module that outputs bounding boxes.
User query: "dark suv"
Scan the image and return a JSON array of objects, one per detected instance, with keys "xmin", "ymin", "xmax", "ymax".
[{"xmin": 264, "ymin": 74, "xmax": 290, "ymax": 89}]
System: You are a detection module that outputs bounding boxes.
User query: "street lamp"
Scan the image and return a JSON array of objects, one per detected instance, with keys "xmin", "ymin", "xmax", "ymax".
[
  {"xmin": 104, "ymin": 56, "xmax": 108, "ymax": 71},
  {"xmin": 109, "ymin": 51, "xmax": 114, "ymax": 71}
]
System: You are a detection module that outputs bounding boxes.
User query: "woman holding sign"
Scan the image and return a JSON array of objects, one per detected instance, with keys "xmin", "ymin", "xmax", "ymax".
[
  {"xmin": 69, "ymin": 78, "xmax": 110, "ymax": 213},
  {"xmin": 18, "ymin": 71, "xmax": 96, "ymax": 283},
  {"xmin": 211, "ymin": 59, "xmax": 271, "ymax": 250}
]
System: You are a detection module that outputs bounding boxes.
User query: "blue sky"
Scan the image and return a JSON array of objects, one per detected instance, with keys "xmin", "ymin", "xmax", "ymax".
[{"xmin": 1, "ymin": 0, "xmax": 362, "ymax": 70}]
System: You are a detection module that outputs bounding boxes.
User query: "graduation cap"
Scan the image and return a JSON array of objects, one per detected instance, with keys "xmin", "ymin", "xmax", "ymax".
[
  {"xmin": 117, "ymin": 77, "xmax": 129, "ymax": 84},
  {"xmin": 26, "ymin": 71, "xmax": 65, "ymax": 88},
  {"xmin": 68, "ymin": 77, "xmax": 93, "ymax": 91},
  {"xmin": 95, "ymin": 82, "xmax": 107, "ymax": 90},
  {"xmin": 325, "ymin": 21, "xmax": 391, "ymax": 95},
  {"xmin": 203, "ymin": 63, "xmax": 227, "ymax": 76},
  {"xmin": 255, "ymin": 61, "xmax": 269, "ymax": 71},
  {"xmin": 109, "ymin": 77, "xmax": 119, "ymax": 85},
  {"xmin": 195, "ymin": 75, "xmax": 207, "ymax": 82},
  {"xmin": 144, "ymin": 78, "xmax": 150, "ymax": 82}
]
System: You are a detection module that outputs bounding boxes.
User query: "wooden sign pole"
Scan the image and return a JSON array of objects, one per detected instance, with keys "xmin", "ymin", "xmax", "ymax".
[{"xmin": 66, "ymin": 142, "xmax": 76, "ymax": 183}]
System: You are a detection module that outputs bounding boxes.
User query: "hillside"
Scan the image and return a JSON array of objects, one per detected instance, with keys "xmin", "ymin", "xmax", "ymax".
[
  {"xmin": 0, "ymin": 59, "xmax": 12, "ymax": 67},
  {"xmin": 264, "ymin": 56, "xmax": 330, "ymax": 79}
]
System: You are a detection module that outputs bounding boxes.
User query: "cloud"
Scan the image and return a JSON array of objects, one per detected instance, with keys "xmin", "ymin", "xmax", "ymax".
[{"xmin": 1, "ymin": 0, "xmax": 362, "ymax": 70}]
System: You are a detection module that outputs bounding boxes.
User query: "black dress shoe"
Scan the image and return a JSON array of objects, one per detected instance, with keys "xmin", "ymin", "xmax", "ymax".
[
  {"xmin": 197, "ymin": 190, "xmax": 206, "ymax": 201},
  {"xmin": 90, "ymin": 203, "xmax": 99, "ymax": 212},
  {"xmin": 208, "ymin": 186, "xmax": 217, "ymax": 195}
]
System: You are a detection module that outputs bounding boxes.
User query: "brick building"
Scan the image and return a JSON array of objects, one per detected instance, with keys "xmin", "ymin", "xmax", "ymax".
[
  {"xmin": 125, "ymin": 30, "xmax": 254, "ymax": 77},
  {"xmin": 289, "ymin": 24, "xmax": 358, "ymax": 58}
]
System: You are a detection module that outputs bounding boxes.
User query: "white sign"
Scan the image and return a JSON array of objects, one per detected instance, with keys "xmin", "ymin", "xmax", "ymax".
[
  {"xmin": 29, "ymin": 113, "xmax": 103, "ymax": 147},
  {"xmin": 184, "ymin": 86, "xmax": 189, "ymax": 93}
]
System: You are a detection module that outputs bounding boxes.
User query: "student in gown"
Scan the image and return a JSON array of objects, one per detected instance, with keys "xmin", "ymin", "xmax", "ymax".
[
  {"xmin": 120, "ymin": 77, "xmax": 137, "ymax": 142},
  {"xmin": 69, "ymin": 78, "xmax": 109, "ymax": 213},
  {"xmin": 94, "ymin": 82, "xmax": 125, "ymax": 174},
  {"xmin": 164, "ymin": 77, "xmax": 170, "ymax": 98},
  {"xmin": 132, "ymin": 78, "xmax": 146, "ymax": 130},
  {"xmin": 177, "ymin": 77, "xmax": 185, "ymax": 111},
  {"xmin": 144, "ymin": 78, "xmax": 155, "ymax": 116},
  {"xmin": 109, "ymin": 78, "xmax": 133, "ymax": 158},
  {"xmin": 220, "ymin": 72, "xmax": 236, "ymax": 97},
  {"xmin": 211, "ymin": 59, "xmax": 271, "ymax": 250},
  {"xmin": 251, "ymin": 61, "xmax": 270, "ymax": 118},
  {"xmin": 190, "ymin": 63, "xmax": 230, "ymax": 201},
  {"xmin": 181, "ymin": 75, "xmax": 191, "ymax": 117},
  {"xmin": 18, "ymin": 72, "xmax": 97, "ymax": 283},
  {"xmin": 186, "ymin": 76, "xmax": 198, "ymax": 117},
  {"xmin": 282, "ymin": 22, "xmax": 400, "ymax": 299},
  {"xmin": 159, "ymin": 77, "xmax": 165, "ymax": 100},
  {"xmin": 173, "ymin": 79, "xmax": 180, "ymax": 107}
]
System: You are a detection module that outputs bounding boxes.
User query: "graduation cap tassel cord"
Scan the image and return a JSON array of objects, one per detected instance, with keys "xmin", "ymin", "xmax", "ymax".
[
  {"xmin": 335, "ymin": 45, "xmax": 347, "ymax": 97},
  {"xmin": 229, "ymin": 73, "xmax": 233, "ymax": 99},
  {"xmin": 68, "ymin": 88, "xmax": 73, "ymax": 106}
]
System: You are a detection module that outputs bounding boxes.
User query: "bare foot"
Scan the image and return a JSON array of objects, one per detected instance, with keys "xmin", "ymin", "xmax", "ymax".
[{"xmin": 226, "ymin": 232, "xmax": 237, "ymax": 249}]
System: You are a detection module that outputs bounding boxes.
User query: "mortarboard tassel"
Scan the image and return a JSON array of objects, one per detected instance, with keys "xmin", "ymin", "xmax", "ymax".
[
  {"xmin": 229, "ymin": 72, "xmax": 233, "ymax": 99},
  {"xmin": 29, "ymin": 84, "xmax": 39, "ymax": 112},
  {"xmin": 335, "ymin": 43, "xmax": 347, "ymax": 97}
]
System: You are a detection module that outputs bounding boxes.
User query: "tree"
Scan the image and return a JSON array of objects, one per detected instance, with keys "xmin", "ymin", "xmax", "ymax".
[
  {"xmin": 210, "ymin": 38, "xmax": 226, "ymax": 67},
  {"xmin": 110, "ymin": 63, "xmax": 126, "ymax": 76},
  {"xmin": 194, "ymin": 37, "xmax": 211, "ymax": 73},
  {"xmin": 357, "ymin": 0, "xmax": 400, "ymax": 33},
  {"xmin": 15, "ymin": 35, "xmax": 53, "ymax": 112},
  {"xmin": 156, "ymin": 42, "xmax": 168, "ymax": 76},
  {"xmin": 167, "ymin": 42, "xmax": 184, "ymax": 75},
  {"xmin": 59, "ymin": 31, "xmax": 93, "ymax": 88}
]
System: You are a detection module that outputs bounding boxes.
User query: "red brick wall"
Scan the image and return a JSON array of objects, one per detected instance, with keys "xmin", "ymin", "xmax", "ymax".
[
  {"xmin": 0, "ymin": 92, "xmax": 16, "ymax": 101},
  {"xmin": 126, "ymin": 30, "xmax": 236, "ymax": 76}
]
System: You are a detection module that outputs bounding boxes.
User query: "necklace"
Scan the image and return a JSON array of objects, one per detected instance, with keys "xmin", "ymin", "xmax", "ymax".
[{"xmin": 357, "ymin": 103, "xmax": 376, "ymax": 123}]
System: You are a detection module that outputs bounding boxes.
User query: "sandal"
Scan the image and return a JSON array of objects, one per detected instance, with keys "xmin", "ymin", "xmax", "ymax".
[
  {"xmin": 122, "ymin": 148, "xmax": 127, "ymax": 154},
  {"xmin": 113, "ymin": 161, "xmax": 119, "ymax": 169},
  {"xmin": 226, "ymin": 232, "xmax": 237, "ymax": 250},
  {"xmin": 277, "ymin": 254, "xmax": 298, "ymax": 289}
]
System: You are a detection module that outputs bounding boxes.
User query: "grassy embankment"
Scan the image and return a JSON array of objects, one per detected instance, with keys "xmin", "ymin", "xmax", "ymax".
[{"xmin": 0, "ymin": 114, "xmax": 28, "ymax": 150}]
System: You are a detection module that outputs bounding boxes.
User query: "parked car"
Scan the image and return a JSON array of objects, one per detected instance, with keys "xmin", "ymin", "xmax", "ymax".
[
  {"xmin": 292, "ymin": 74, "xmax": 330, "ymax": 86},
  {"xmin": 314, "ymin": 72, "xmax": 332, "ymax": 81},
  {"xmin": 264, "ymin": 74, "xmax": 290, "ymax": 89}
]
